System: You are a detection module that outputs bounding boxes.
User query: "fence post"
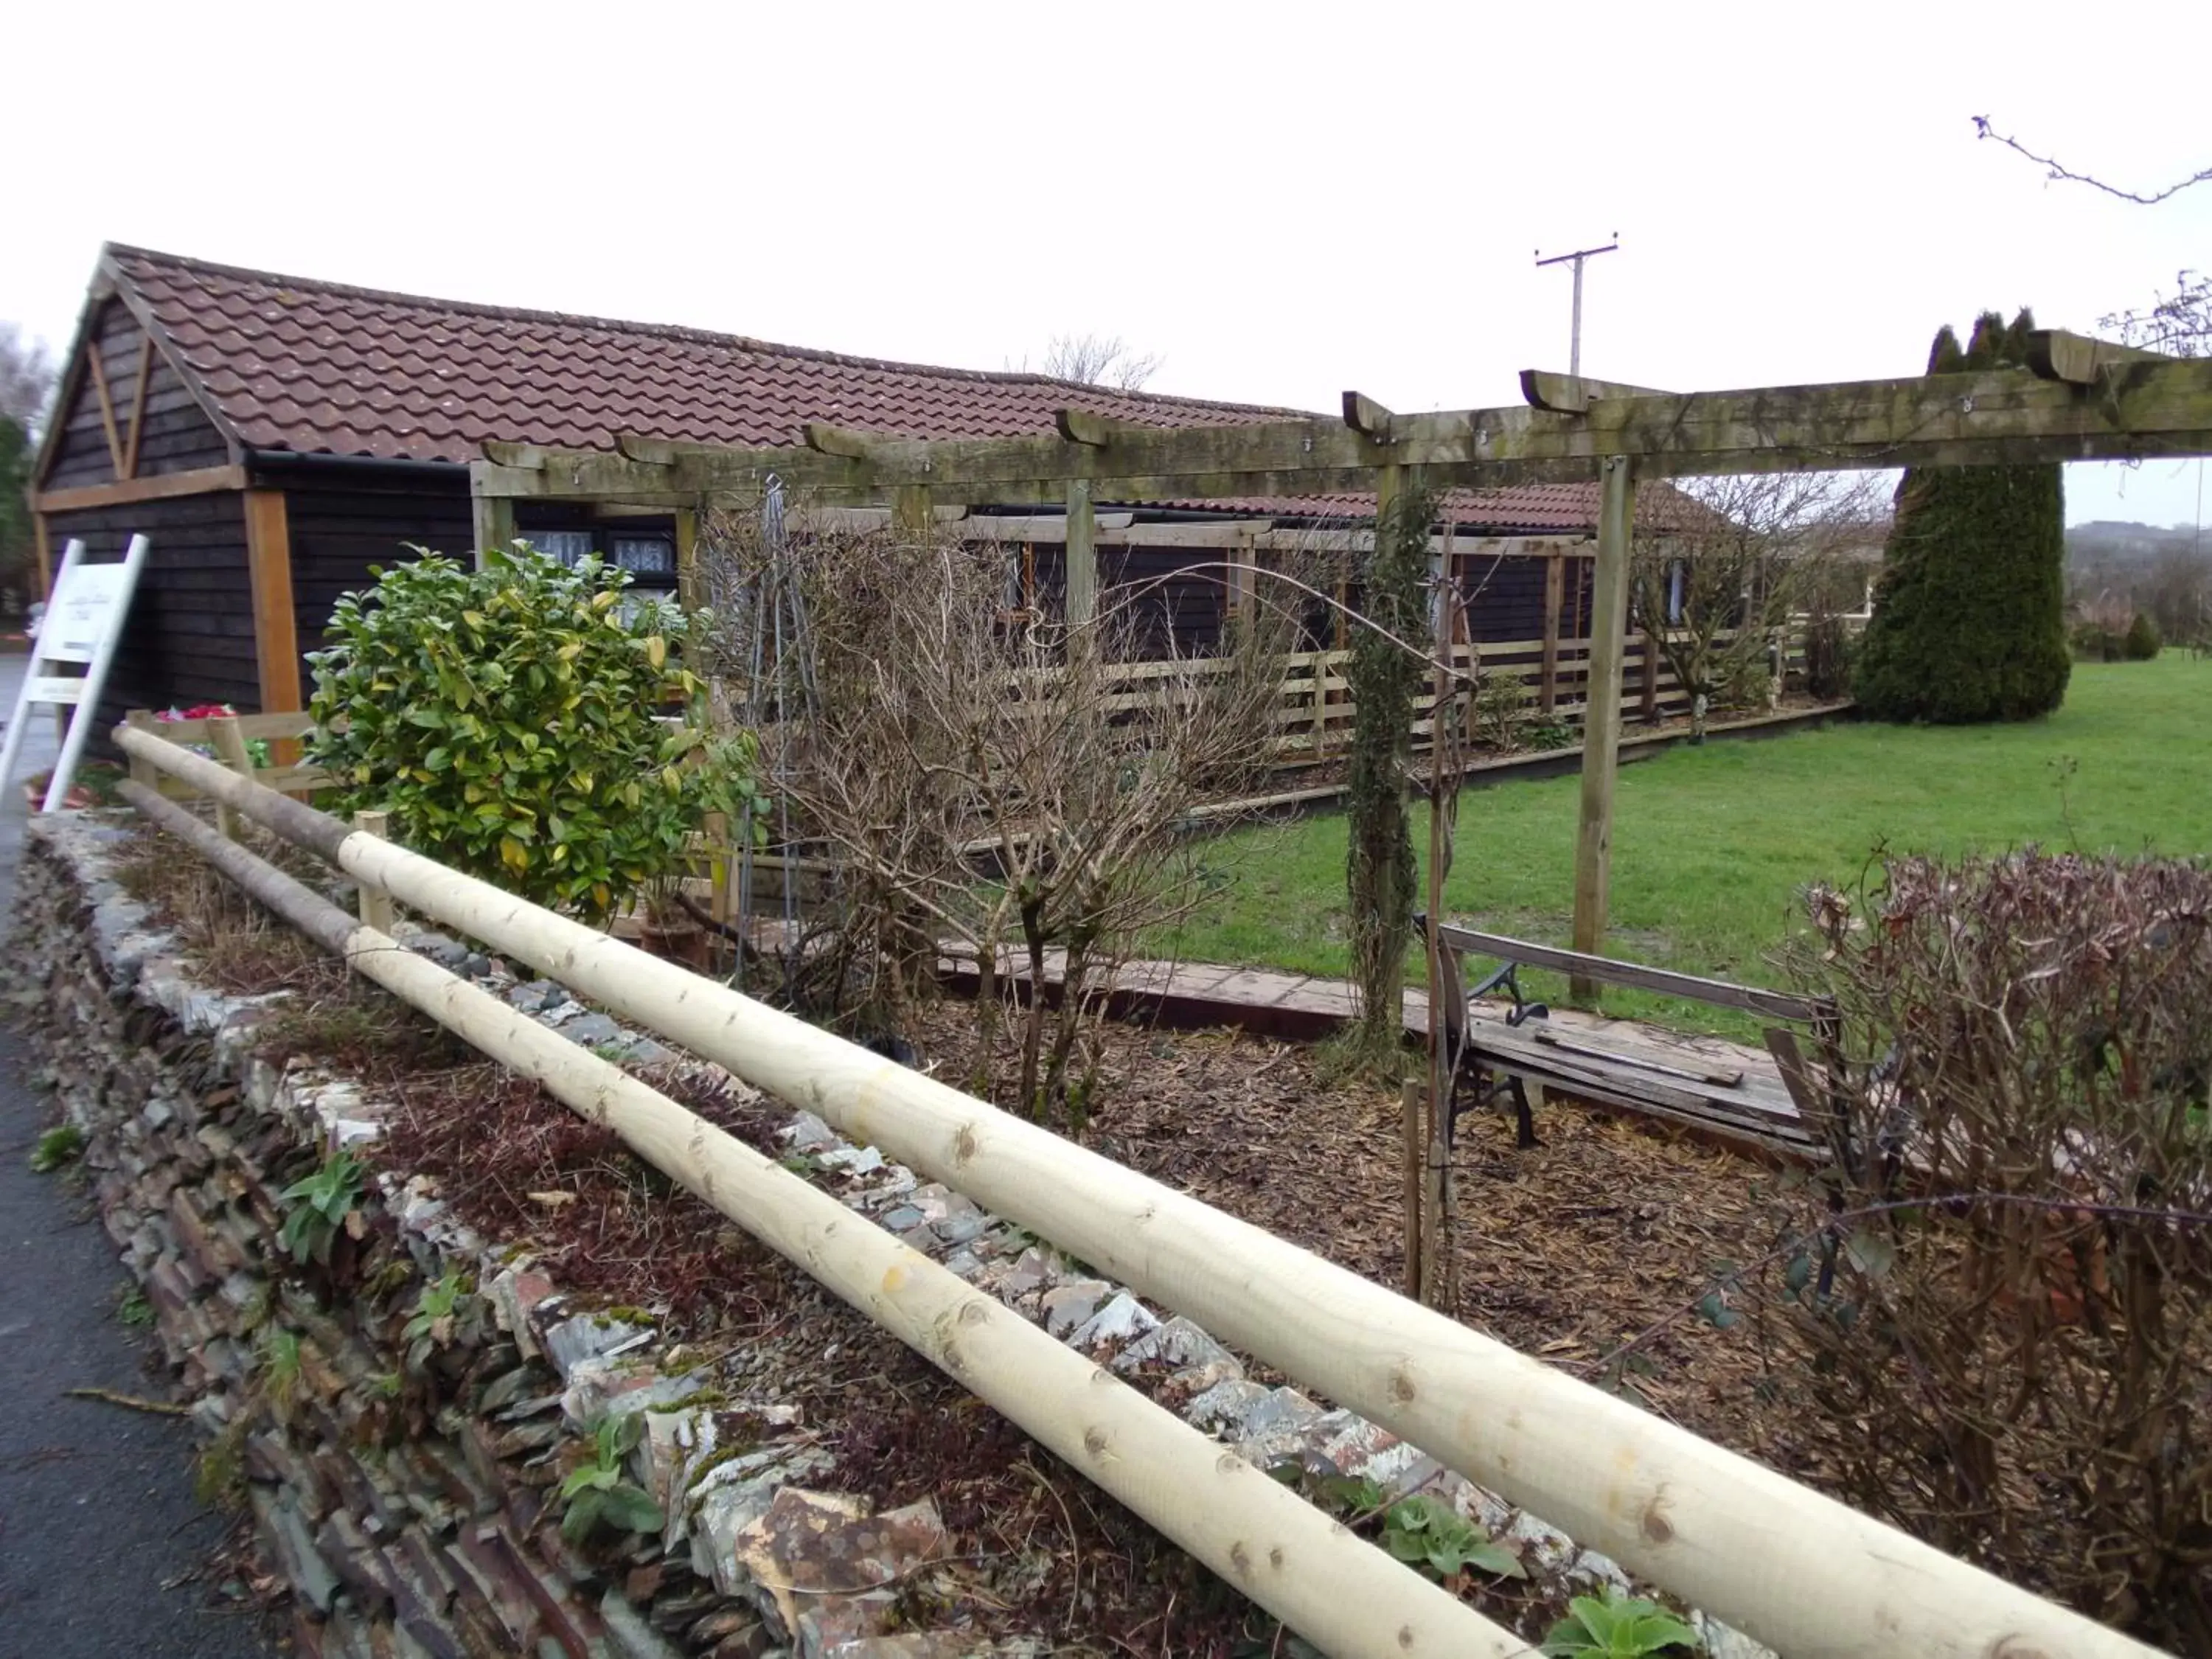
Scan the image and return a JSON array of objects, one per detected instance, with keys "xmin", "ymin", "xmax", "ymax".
[
  {"xmin": 354, "ymin": 810, "xmax": 396, "ymax": 934},
  {"xmin": 1540, "ymin": 553, "xmax": 1562, "ymax": 715},
  {"xmin": 124, "ymin": 710, "xmax": 159, "ymax": 790},
  {"xmin": 207, "ymin": 714, "xmax": 253, "ymax": 841},
  {"xmin": 1401, "ymin": 1077, "xmax": 1423, "ymax": 1299},
  {"xmin": 1641, "ymin": 633, "xmax": 1660, "ymax": 723}
]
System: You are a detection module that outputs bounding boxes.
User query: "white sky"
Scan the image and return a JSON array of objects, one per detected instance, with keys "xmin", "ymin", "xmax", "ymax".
[{"xmin": 6, "ymin": 0, "xmax": 2206, "ymax": 526}]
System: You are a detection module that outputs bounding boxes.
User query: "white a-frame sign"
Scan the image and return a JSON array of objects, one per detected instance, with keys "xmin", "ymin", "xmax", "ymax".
[{"xmin": 0, "ymin": 535, "xmax": 152, "ymax": 813}]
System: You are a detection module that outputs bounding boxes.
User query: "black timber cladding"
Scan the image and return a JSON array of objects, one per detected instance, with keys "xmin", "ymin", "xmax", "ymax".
[
  {"xmin": 41, "ymin": 494, "xmax": 256, "ymax": 740},
  {"xmin": 278, "ymin": 471, "xmax": 476, "ymax": 664},
  {"xmin": 42, "ymin": 299, "xmax": 231, "ymax": 490}
]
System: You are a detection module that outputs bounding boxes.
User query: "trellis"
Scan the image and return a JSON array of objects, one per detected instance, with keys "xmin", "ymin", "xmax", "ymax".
[{"xmin": 471, "ymin": 331, "xmax": 2212, "ymax": 973}]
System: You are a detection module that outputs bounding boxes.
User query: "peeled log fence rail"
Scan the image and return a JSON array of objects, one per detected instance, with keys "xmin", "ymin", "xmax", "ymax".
[
  {"xmin": 113, "ymin": 774, "xmax": 1522, "ymax": 1659},
  {"xmin": 115, "ymin": 721, "xmax": 2166, "ymax": 1659}
]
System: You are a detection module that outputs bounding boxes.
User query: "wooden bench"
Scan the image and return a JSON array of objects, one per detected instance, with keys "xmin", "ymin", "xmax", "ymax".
[{"xmin": 1415, "ymin": 918, "xmax": 1844, "ymax": 1161}]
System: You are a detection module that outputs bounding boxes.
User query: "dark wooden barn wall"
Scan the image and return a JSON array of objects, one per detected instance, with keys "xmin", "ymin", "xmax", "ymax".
[
  {"xmin": 41, "ymin": 494, "xmax": 256, "ymax": 742},
  {"xmin": 43, "ymin": 299, "xmax": 231, "ymax": 490},
  {"xmin": 282, "ymin": 479, "xmax": 475, "ymax": 668}
]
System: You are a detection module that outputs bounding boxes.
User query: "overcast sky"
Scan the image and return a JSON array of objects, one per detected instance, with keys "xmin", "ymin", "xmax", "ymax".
[{"xmin": 6, "ymin": 1, "xmax": 2205, "ymax": 526}]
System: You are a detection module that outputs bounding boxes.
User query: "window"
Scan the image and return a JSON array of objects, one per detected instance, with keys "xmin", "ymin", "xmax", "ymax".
[{"xmin": 518, "ymin": 529, "xmax": 677, "ymax": 585}]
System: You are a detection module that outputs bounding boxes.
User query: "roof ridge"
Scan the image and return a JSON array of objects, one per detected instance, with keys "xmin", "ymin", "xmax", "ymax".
[{"xmin": 101, "ymin": 242, "xmax": 1312, "ymax": 422}]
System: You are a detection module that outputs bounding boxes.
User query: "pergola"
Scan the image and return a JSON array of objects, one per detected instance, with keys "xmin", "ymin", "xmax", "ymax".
[{"xmin": 471, "ymin": 332, "xmax": 2212, "ymax": 964}]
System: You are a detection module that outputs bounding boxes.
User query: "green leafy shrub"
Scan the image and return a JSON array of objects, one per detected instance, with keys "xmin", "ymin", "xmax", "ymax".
[
  {"xmin": 559, "ymin": 1415, "xmax": 664, "ymax": 1545},
  {"xmin": 1542, "ymin": 1590, "xmax": 1702, "ymax": 1657},
  {"xmin": 2124, "ymin": 610, "xmax": 2163, "ymax": 660},
  {"xmin": 29, "ymin": 1123, "xmax": 83, "ymax": 1172},
  {"xmin": 2068, "ymin": 622, "xmax": 2118, "ymax": 662},
  {"xmin": 307, "ymin": 546, "xmax": 768, "ymax": 922},
  {"xmin": 1855, "ymin": 310, "xmax": 2070, "ymax": 723},
  {"xmin": 1378, "ymin": 1493, "xmax": 1524, "ymax": 1582},
  {"xmin": 277, "ymin": 1148, "xmax": 365, "ymax": 1265}
]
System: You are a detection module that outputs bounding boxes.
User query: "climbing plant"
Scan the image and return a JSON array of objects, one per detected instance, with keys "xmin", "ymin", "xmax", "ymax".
[{"xmin": 1343, "ymin": 482, "xmax": 1436, "ymax": 1068}]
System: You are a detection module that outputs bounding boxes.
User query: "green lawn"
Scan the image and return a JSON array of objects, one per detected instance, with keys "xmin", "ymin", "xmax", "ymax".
[{"xmin": 1163, "ymin": 654, "xmax": 2212, "ymax": 1035}]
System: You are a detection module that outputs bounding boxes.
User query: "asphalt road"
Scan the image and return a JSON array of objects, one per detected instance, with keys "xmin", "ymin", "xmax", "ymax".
[{"xmin": 0, "ymin": 654, "xmax": 279, "ymax": 1657}]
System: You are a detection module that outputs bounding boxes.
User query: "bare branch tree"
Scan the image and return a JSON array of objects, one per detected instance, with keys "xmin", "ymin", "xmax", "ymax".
[
  {"xmin": 1972, "ymin": 116, "xmax": 2212, "ymax": 207},
  {"xmin": 2101, "ymin": 268, "xmax": 2211, "ymax": 358},
  {"xmin": 1035, "ymin": 332, "xmax": 1164, "ymax": 392},
  {"xmin": 693, "ymin": 505, "xmax": 1284, "ymax": 1131},
  {"xmin": 0, "ymin": 324, "xmax": 56, "ymax": 437},
  {"xmin": 1631, "ymin": 473, "xmax": 1880, "ymax": 738}
]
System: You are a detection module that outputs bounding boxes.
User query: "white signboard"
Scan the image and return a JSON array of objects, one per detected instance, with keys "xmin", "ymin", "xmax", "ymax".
[{"xmin": 0, "ymin": 535, "xmax": 152, "ymax": 813}]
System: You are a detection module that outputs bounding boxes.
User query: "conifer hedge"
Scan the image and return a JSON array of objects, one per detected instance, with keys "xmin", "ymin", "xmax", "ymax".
[{"xmin": 1854, "ymin": 310, "xmax": 2070, "ymax": 723}]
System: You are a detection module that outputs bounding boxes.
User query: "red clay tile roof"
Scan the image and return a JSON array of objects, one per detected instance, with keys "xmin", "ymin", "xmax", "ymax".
[{"xmin": 105, "ymin": 244, "xmax": 1635, "ymax": 533}]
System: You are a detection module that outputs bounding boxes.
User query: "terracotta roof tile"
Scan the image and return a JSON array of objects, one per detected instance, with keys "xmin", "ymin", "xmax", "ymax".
[{"xmin": 106, "ymin": 244, "xmax": 1627, "ymax": 532}]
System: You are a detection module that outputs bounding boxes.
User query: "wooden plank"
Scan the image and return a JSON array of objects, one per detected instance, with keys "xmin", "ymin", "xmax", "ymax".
[
  {"xmin": 1539, "ymin": 553, "xmax": 1563, "ymax": 714},
  {"xmin": 84, "ymin": 344, "xmax": 125, "ymax": 477},
  {"xmin": 122, "ymin": 333, "xmax": 153, "ymax": 481},
  {"xmin": 804, "ymin": 420, "xmax": 878, "ymax": 459},
  {"xmin": 243, "ymin": 490, "xmax": 302, "ymax": 713},
  {"xmin": 2025, "ymin": 329, "xmax": 2168, "ymax": 385},
  {"xmin": 1518, "ymin": 370, "xmax": 1675, "ymax": 414},
  {"xmin": 32, "ymin": 515, "xmax": 53, "ymax": 601},
  {"xmin": 1571, "ymin": 456, "xmax": 1633, "ymax": 993},
  {"xmin": 1640, "ymin": 631, "xmax": 1659, "ymax": 723},
  {"xmin": 1529, "ymin": 1025, "xmax": 1744, "ymax": 1087},
  {"xmin": 1436, "ymin": 922, "xmax": 1827, "ymax": 1021},
  {"xmin": 32, "ymin": 462, "xmax": 247, "ymax": 514}
]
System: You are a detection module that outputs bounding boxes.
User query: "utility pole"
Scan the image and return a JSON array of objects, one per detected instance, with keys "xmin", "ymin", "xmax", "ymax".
[{"xmin": 1535, "ymin": 236, "xmax": 1619, "ymax": 390}]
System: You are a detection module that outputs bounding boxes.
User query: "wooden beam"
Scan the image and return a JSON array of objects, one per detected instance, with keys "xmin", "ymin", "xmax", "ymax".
[
  {"xmin": 804, "ymin": 421, "xmax": 877, "ymax": 459},
  {"xmin": 1065, "ymin": 479, "xmax": 1097, "ymax": 627},
  {"xmin": 84, "ymin": 346, "xmax": 125, "ymax": 477},
  {"xmin": 1341, "ymin": 390, "xmax": 1397, "ymax": 441},
  {"xmin": 1519, "ymin": 369, "xmax": 1675, "ymax": 414},
  {"xmin": 122, "ymin": 333, "xmax": 153, "ymax": 481},
  {"xmin": 32, "ymin": 463, "xmax": 248, "ymax": 515},
  {"xmin": 2026, "ymin": 329, "xmax": 2169, "ymax": 385},
  {"xmin": 1432, "ymin": 922, "xmax": 1828, "ymax": 1021},
  {"xmin": 484, "ymin": 440, "xmax": 549, "ymax": 468},
  {"xmin": 1571, "ymin": 456, "xmax": 1633, "ymax": 998},
  {"xmin": 475, "ymin": 359, "xmax": 2212, "ymax": 507},
  {"xmin": 243, "ymin": 489, "xmax": 302, "ymax": 713},
  {"xmin": 1057, "ymin": 408, "xmax": 1154, "ymax": 447}
]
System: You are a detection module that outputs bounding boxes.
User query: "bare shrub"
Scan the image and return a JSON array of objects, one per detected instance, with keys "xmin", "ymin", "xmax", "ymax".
[
  {"xmin": 695, "ymin": 504, "xmax": 1287, "ymax": 1130},
  {"xmin": 1632, "ymin": 472, "xmax": 1879, "ymax": 737},
  {"xmin": 1767, "ymin": 851, "xmax": 2212, "ymax": 1646}
]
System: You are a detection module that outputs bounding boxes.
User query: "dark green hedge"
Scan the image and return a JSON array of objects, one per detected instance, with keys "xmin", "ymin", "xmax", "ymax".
[{"xmin": 1854, "ymin": 311, "xmax": 2070, "ymax": 723}]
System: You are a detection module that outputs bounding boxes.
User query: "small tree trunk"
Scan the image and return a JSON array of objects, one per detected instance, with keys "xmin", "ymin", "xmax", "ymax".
[
  {"xmin": 1691, "ymin": 689, "xmax": 1710, "ymax": 741},
  {"xmin": 1018, "ymin": 905, "xmax": 1048, "ymax": 1120}
]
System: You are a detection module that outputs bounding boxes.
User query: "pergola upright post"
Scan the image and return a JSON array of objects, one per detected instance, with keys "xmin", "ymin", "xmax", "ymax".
[
  {"xmin": 1064, "ymin": 478, "xmax": 1097, "ymax": 630},
  {"xmin": 1570, "ymin": 455, "xmax": 1633, "ymax": 999},
  {"xmin": 471, "ymin": 492, "xmax": 515, "ymax": 569}
]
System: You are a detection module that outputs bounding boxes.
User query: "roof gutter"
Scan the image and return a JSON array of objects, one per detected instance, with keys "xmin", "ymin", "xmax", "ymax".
[{"xmin": 243, "ymin": 449, "xmax": 467, "ymax": 488}]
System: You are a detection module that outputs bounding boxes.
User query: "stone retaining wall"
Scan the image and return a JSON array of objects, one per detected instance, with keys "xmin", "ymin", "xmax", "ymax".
[{"xmin": 10, "ymin": 813, "xmax": 1768, "ymax": 1658}]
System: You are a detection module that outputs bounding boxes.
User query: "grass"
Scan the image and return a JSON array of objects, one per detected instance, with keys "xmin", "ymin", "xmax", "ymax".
[{"xmin": 1162, "ymin": 654, "xmax": 2212, "ymax": 1036}]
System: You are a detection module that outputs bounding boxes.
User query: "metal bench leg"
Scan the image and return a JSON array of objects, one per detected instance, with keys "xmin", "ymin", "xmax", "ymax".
[{"xmin": 1509, "ymin": 1077, "xmax": 1540, "ymax": 1149}]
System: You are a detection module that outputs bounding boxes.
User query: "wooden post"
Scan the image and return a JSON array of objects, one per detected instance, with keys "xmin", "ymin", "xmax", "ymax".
[
  {"xmin": 1400, "ymin": 1077, "xmax": 1423, "ymax": 1299},
  {"xmin": 124, "ymin": 709, "xmax": 159, "ymax": 789},
  {"xmin": 1063, "ymin": 479, "xmax": 1096, "ymax": 629},
  {"xmin": 1539, "ymin": 552, "xmax": 1562, "ymax": 715},
  {"xmin": 1571, "ymin": 456, "xmax": 1633, "ymax": 1000},
  {"xmin": 243, "ymin": 490, "xmax": 302, "ymax": 716},
  {"xmin": 1640, "ymin": 631, "xmax": 1660, "ymax": 723},
  {"xmin": 207, "ymin": 713, "xmax": 254, "ymax": 841},
  {"xmin": 471, "ymin": 492, "xmax": 516, "ymax": 567},
  {"xmin": 354, "ymin": 810, "xmax": 397, "ymax": 933},
  {"xmin": 32, "ymin": 514, "xmax": 54, "ymax": 602},
  {"xmin": 672, "ymin": 507, "xmax": 702, "ymax": 611},
  {"xmin": 891, "ymin": 484, "xmax": 933, "ymax": 534}
]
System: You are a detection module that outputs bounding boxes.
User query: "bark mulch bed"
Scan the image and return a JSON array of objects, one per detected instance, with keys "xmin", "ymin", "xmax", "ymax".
[{"xmin": 911, "ymin": 1004, "xmax": 1812, "ymax": 1475}]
